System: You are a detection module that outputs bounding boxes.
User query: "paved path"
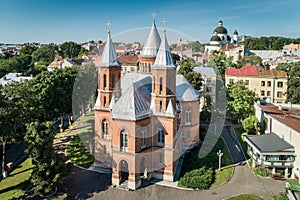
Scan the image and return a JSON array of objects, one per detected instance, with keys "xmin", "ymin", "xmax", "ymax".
[{"xmin": 221, "ymin": 125, "xmax": 246, "ymax": 164}]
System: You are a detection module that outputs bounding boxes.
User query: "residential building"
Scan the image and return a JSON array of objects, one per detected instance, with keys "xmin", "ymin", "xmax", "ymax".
[
  {"xmin": 47, "ymin": 57, "xmax": 75, "ymax": 71},
  {"xmin": 93, "ymin": 19, "xmax": 200, "ymax": 190},
  {"xmin": 246, "ymin": 102, "xmax": 300, "ymax": 182},
  {"xmin": 193, "ymin": 67, "xmax": 217, "ymax": 107},
  {"xmin": 118, "ymin": 54, "xmax": 139, "ymax": 75},
  {"xmin": 225, "ymin": 65, "xmax": 288, "ymax": 103},
  {"xmin": 0, "ymin": 73, "xmax": 33, "ymax": 86}
]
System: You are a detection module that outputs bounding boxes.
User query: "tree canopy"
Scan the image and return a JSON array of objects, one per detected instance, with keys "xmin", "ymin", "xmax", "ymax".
[
  {"xmin": 60, "ymin": 41, "xmax": 82, "ymax": 59},
  {"xmin": 208, "ymin": 52, "xmax": 236, "ymax": 81},
  {"xmin": 244, "ymin": 36, "xmax": 300, "ymax": 50},
  {"xmin": 276, "ymin": 62, "xmax": 300, "ymax": 104},
  {"xmin": 237, "ymin": 55, "xmax": 263, "ymax": 68},
  {"xmin": 227, "ymin": 81, "xmax": 258, "ymax": 120},
  {"xmin": 178, "ymin": 59, "xmax": 202, "ymax": 90}
]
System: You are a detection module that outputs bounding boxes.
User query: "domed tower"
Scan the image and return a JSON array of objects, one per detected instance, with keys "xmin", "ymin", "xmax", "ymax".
[
  {"xmin": 210, "ymin": 31, "xmax": 222, "ymax": 45},
  {"xmin": 138, "ymin": 18, "xmax": 161, "ymax": 73},
  {"xmin": 213, "ymin": 19, "xmax": 228, "ymax": 44},
  {"xmin": 233, "ymin": 29, "xmax": 238, "ymax": 44}
]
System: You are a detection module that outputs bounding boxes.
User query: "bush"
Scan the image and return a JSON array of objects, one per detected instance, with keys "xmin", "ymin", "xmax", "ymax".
[
  {"xmin": 253, "ymin": 167, "xmax": 268, "ymax": 177},
  {"xmin": 178, "ymin": 167, "xmax": 214, "ymax": 189}
]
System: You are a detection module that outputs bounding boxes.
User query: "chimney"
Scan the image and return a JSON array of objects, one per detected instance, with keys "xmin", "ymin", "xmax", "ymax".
[
  {"xmin": 16, "ymin": 73, "xmax": 19, "ymax": 77},
  {"xmin": 278, "ymin": 105, "xmax": 282, "ymax": 111},
  {"xmin": 3, "ymin": 76, "xmax": 6, "ymax": 80}
]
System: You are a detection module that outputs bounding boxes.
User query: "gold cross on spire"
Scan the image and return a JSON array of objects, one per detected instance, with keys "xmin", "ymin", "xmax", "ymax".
[
  {"xmin": 106, "ymin": 20, "xmax": 111, "ymax": 34},
  {"xmin": 151, "ymin": 12, "xmax": 157, "ymax": 21},
  {"xmin": 162, "ymin": 18, "xmax": 168, "ymax": 32}
]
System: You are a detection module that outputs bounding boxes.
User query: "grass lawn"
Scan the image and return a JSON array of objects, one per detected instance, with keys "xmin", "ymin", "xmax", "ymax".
[
  {"xmin": 233, "ymin": 126, "xmax": 248, "ymax": 157},
  {"xmin": 0, "ymin": 158, "xmax": 33, "ymax": 200},
  {"xmin": 211, "ymin": 138, "xmax": 234, "ymax": 187},
  {"xmin": 226, "ymin": 194, "xmax": 263, "ymax": 200},
  {"xmin": 66, "ymin": 134, "xmax": 94, "ymax": 168}
]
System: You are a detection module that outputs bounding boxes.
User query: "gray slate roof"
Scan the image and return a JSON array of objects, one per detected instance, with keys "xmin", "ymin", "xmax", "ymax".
[
  {"xmin": 140, "ymin": 20, "xmax": 161, "ymax": 58},
  {"xmin": 245, "ymin": 133, "xmax": 294, "ymax": 153},
  {"xmin": 97, "ymin": 32, "xmax": 121, "ymax": 67},
  {"xmin": 110, "ymin": 73, "xmax": 200, "ymax": 120}
]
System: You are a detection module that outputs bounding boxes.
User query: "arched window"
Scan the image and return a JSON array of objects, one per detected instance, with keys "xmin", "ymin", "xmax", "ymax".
[
  {"xmin": 103, "ymin": 74, "xmax": 107, "ymax": 89},
  {"xmin": 103, "ymin": 96, "xmax": 107, "ymax": 107},
  {"xmin": 102, "ymin": 119, "xmax": 108, "ymax": 138},
  {"xmin": 186, "ymin": 109, "xmax": 192, "ymax": 124},
  {"xmin": 159, "ymin": 101, "xmax": 162, "ymax": 112},
  {"xmin": 111, "ymin": 74, "xmax": 115, "ymax": 88},
  {"xmin": 157, "ymin": 127, "xmax": 165, "ymax": 147},
  {"xmin": 103, "ymin": 145, "xmax": 107, "ymax": 154},
  {"xmin": 120, "ymin": 129, "xmax": 128, "ymax": 152},
  {"xmin": 159, "ymin": 77, "xmax": 163, "ymax": 94},
  {"xmin": 141, "ymin": 130, "xmax": 146, "ymax": 149}
]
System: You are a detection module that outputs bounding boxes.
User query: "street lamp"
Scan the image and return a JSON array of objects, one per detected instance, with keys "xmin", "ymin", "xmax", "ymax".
[{"xmin": 217, "ymin": 150, "xmax": 223, "ymax": 171}]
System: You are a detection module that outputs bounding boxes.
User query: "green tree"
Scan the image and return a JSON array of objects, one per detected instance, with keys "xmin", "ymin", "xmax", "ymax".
[
  {"xmin": 60, "ymin": 41, "xmax": 81, "ymax": 59},
  {"xmin": 276, "ymin": 62, "xmax": 300, "ymax": 104},
  {"xmin": 0, "ymin": 83, "xmax": 23, "ymax": 177},
  {"xmin": 237, "ymin": 55, "xmax": 263, "ymax": 68},
  {"xmin": 242, "ymin": 115, "xmax": 259, "ymax": 134},
  {"xmin": 32, "ymin": 44, "xmax": 58, "ymax": 66},
  {"xmin": 188, "ymin": 41, "xmax": 204, "ymax": 53},
  {"xmin": 178, "ymin": 59, "xmax": 202, "ymax": 90},
  {"xmin": 25, "ymin": 121, "xmax": 67, "ymax": 195},
  {"xmin": 171, "ymin": 53, "xmax": 180, "ymax": 65},
  {"xmin": 208, "ymin": 52, "xmax": 236, "ymax": 81},
  {"xmin": 227, "ymin": 81, "xmax": 258, "ymax": 121}
]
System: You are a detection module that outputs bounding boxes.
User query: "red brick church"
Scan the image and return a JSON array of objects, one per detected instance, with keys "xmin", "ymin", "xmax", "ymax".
[{"xmin": 94, "ymin": 19, "xmax": 200, "ymax": 190}]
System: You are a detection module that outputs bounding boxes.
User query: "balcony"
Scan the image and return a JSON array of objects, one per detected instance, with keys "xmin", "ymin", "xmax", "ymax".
[{"xmin": 248, "ymin": 149, "xmax": 294, "ymax": 168}]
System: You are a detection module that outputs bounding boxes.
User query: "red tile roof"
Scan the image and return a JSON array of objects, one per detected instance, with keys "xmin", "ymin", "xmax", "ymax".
[
  {"xmin": 226, "ymin": 65, "xmax": 287, "ymax": 77},
  {"xmin": 118, "ymin": 55, "xmax": 138, "ymax": 65},
  {"xmin": 226, "ymin": 65, "xmax": 258, "ymax": 76},
  {"xmin": 261, "ymin": 105, "xmax": 300, "ymax": 133}
]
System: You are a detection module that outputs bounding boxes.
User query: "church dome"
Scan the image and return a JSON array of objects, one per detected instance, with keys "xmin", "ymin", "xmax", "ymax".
[
  {"xmin": 214, "ymin": 26, "xmax": 228, "ymax": 34},
  {"xmin": 210, "ymin": 34, "xmax": 221, "ymax": 42},
  {"xmin": 213, "ymin": 20, "xmax": 228, "ymax": 34},
  {"xmin": 233, "ymin": 29, "xmax": 238, "ymax": 35}
]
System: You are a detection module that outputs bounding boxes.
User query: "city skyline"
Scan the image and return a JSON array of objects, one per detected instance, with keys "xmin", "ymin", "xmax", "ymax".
[{"xmin": 1, "ymin": 0, "xmax": 300, "ymax": 44}]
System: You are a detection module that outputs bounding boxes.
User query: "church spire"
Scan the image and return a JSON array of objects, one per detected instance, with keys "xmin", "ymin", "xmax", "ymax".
[
  {"xmin": 152, "ymin": 29, "xmax": 175, "ymax": 69},
  {"xmin": 97, "ymin": 21, "xmax": 121, "ymax": 67},
  {"xmin": 140, "ymin": 14, "xmax": 161, "ymax": 58}
]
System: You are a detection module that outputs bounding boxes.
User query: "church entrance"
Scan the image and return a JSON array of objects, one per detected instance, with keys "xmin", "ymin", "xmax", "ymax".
[{"xmin": 120, "ymin": 160, "xmax": 129, "ymax": 184}]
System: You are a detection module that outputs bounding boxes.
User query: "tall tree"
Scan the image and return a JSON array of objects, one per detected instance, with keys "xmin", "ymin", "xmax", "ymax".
[
  {"xmin": 32, "ymin": 44, "xmax": 58, "ymax": 66},
  {"xmin": 25, "ymin": 121, "xmax": 67, "ymax": 195},
  {"xmin": 0, "ymin": 83, "xmax": 23, "ymax": 177},
  {"xmin": 237, "ymin": 55, "xmax": 262, "ymax": 68},
  {"xmin": 242, "ymin": 115, "xmax": 259, "ymax": 134},
  {"xmin": 227, "ymin": 81, "xmax": 258, "ymax": 121},
  {"xmin": 188, "ymin": 41, "xmax": 204, "ymax": 53},
  {"xmin": 276, "ymin": 62, "xmax": 300, "ymax": 104},
  {"xmin": 60, "ymin": 41, "xmax": 81, "ymax": 59},
  {"xmin": 208, "ymin": 52, "xmax": 236, "ymax": 81},
  {"xmin": 178, "ymin": 59, "xmax": 202, "ymax": 90}
]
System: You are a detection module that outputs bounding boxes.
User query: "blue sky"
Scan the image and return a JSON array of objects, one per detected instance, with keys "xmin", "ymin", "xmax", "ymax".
[{"xmin": 1, "ymin": 0, "xmax": 300, "ymax": 44}]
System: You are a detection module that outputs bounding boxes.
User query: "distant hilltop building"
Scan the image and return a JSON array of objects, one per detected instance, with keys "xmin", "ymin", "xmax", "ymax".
[
  {"xmin": 205, "ymin": 20, "xmax": 244, "ymax": 62},
  {"xmin": 93, "ymin": 18, "xmax": 200, "ymax": 190}
]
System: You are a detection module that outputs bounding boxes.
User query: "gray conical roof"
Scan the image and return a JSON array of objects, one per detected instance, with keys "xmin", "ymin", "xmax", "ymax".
[
  {"xmin": 97, "ymin": 32, "xmax": 121, "ymax": 67},
  {"xmin": 152, "ymin": 30, "xmax": 175, "ymax": 69},
  {"xmin": 140, "ymin": 20, "xmax": 161, "ymax": 58}
]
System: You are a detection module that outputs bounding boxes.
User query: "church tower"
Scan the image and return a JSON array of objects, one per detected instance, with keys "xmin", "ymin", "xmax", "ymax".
[
  {"xmin": 138, "ymin": 13, "xmax": 161, "ymax": 73},
  {"xmin": 151, "ymin": 29, "xmax": 176, "ymax": 114},
  {"xmin": 94, "ymin": 22, "xmax": 121, "ymax": 170}
]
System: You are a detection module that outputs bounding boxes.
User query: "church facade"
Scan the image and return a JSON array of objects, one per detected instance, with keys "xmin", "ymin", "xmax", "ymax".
[{"xmin": 93, "ymin": 19, "xmax": 200, "ymax": 190}]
